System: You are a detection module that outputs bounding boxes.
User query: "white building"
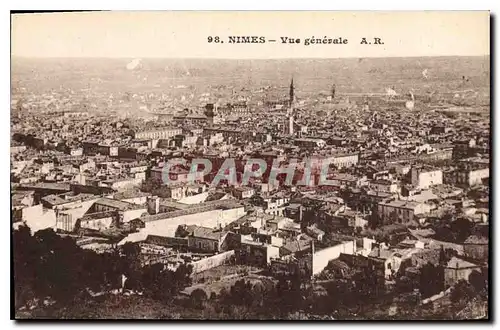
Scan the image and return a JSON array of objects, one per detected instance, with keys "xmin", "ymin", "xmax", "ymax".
[
  {"xmin": 411, "ymin": 166, "xmax": 443, "ymax": 189},
  {"xmin": 141, "ymin": 200, "xmax": 246, "ymax": 237},
  {"xmin": 135, "ymin": 127, "xmax": 182, "ymax": 140}
]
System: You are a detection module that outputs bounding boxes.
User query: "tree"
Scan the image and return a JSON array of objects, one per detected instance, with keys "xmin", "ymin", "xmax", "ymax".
[
  {"xmin": 389, "ymin": 210, "xmax": 401, "ymax": 224},
  {"xmin": 469, "ymin": 270, "xmax": 488, "ymax": 296},
  {"xmin": 32, "ymin": 229, "xmax": 86, "ymax": 302},
  {"xmin": 228, "ymin": 279, "xmax": 253, "ymax": 306},
  {"xmin": 324, "ymin": 279, "xmax": 351, "ymax": 311},
  {"xmin": 368, "ymin": 206, "xmax": 381, "ymax": 229},
  {"xmin": 140, "ymin": 177, "xmax": 163, "ymax": 193},
  {"xmin": 353, "ymin": 266, "xmax": 380, "ymax": 297},
  {"xmin": 396, "ymin": 275, "xmax": 417, "ymax": 293},
  {"xmin": 121, "ymin": 242, "xmax": 141, "ymax": 274},
  {"xmin": 14, "ymin": 226, "xmax": 122, "ymax": 306},
  {"xmin": 190, "ymin": 288, "xmax": 208, "ymax": 309},
  {"xmin": 251, "ymin": 282, "xmax": 265, "ymax": 308},
  {"xmin": 268, "ymin": 272, "xmax": 304, "ymax": 313},
  {"xmin": 13, "ymin": 225, "xmax": 38, "ymax": 309},
  {"xmin": 140, "ymin": 263, "xmax": 172, "ymax": 302},
  {"xmin": 419, "ymin": 262, "xmax": 444, "ymax": 298},
  {"xmin": 450, "ymin": 280, "xmax": 476, "ymax": 304},
  {"xmin": 13, "ymin": 226, "xmax": 194, "ymax": 314},
  {"xmin": 442, "ymin": 210, "xmax": 455, "ymax": 223},
  {"xmin": 451, "ymin": 218, "xmax": 474, "ymax": 243},
  {"xmin": 173, "ymin": 263, "xmax": 193, "ymax": 291}
]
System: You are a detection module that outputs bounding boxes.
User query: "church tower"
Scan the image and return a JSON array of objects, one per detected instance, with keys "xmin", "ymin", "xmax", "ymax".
[{"xmin": 288, "ymin": 77, "xmax": 295, "ymax": 136}]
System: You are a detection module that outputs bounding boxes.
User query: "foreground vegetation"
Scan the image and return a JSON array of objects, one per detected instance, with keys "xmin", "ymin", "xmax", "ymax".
[{"xmin": 13, "ymin": 226, "xmax": 487, "ymax": 320}]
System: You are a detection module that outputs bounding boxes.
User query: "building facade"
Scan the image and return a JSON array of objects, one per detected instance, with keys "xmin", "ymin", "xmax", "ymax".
[
  {"xmin": 377, "ymin": 200, "xmax": 432, "ymax": 224},
  {"xmin": 411, "ymin": 167, "xmax": 443, "ymax": 189},
  {"xmin": 135, "ymin": 127, "xmax": 182, "ymax": 140}
]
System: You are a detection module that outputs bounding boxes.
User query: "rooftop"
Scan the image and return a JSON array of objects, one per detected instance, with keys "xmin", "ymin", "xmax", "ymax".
[
  {"xmin": 81, "ymin": 210, "xmax": 118, "ymax": 221},
  {"xmin": 136, "ymin": 127, "xmax": 182, "ymax": 134},
  {"xmin": 95, "ymin": 198, "xmax": 141, "ymax": 211},
  {"xmin": 379, "ymin": 199, "xmax": 424, "ymax": 209},
  {"xmin": 160, "ymin": 199, "xmax": 191, "ymax": 210},
  {"xmin": 185, "ymin": 225, "xmax": 227, "ymax": 241},
  {"xmin": 17, "ymin": 182, "xmax": 71, "ymax": 191},
  {"xmin": 368, "ymin": 247, "xmax": 397, "ymax": 260},
  {"xmin": 280, "ymin": 236, "xmax": 313, "ymax": 255},
  {"xmin": 330, "ymin": 173, "xmax": 360, "ymax": 182},
  {"xmin": 446, "ymin": 256, "xmax": 478, "ymax": 269},
  {"xmin": 42, "ymin": 193, "xmax": 97, "ymax": 206},
  {"xmin": 113, "ymin": 190, "xmax": 152, "ymax": 200},
  {"xmin": 141, "ymin": 199, "xmax": 244, "ymax": 223}
]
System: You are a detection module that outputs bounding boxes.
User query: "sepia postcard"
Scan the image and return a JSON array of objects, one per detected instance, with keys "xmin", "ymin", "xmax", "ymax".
[{"xmin": 11, "ymin": 11, "xmax": 490, "ymax": 320}]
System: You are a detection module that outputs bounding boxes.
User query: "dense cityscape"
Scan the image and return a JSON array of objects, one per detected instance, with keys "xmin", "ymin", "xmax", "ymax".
[{"xmin": 11, "ymin": 55, "xmax": 490, "ymax": 320}]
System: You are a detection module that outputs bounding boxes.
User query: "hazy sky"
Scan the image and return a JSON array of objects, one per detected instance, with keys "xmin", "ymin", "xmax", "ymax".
[{"xmin": 11, "ymin": 11, "xmax": 490, "ymax": 59}]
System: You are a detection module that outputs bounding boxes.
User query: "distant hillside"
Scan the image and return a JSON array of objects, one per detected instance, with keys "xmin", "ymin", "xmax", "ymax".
[{"xmin": 11, "ymin": 56, "xmax": 490, "ymax": 97}]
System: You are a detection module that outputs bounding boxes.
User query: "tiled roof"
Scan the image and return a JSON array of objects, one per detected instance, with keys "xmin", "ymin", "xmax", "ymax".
[
  {"xmin": 113, "ymin": 190, "xmax": 152, "ymax": 200},
  {"xmin": 42, "ymin": 194, "xmax": 66, "ymax": 205},
  {"xmin": 186, "ymin": 225, "xmax": 227, "ymax": 241},
  {"xmin": 95, "ymin": 197, "xmax": 140, "ymax": 211},
  {"xmin": 280, "ymin": 236, "xmax": 313, "ymax": 255},
  {"xmin": 141, "ymin": 199, "xmax": 243, "ymax": 223},
  {"xmin": 446, "ymin": 256, "xmax": 478, "ymax": 269},
  {"xmin": 81, "ymin": 210, "xmax": 117, "ymax": 220}
]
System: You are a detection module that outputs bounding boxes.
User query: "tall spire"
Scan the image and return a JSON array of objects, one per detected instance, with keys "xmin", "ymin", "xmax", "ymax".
[{"xmin": 287, "ymin": 77, "xmax": 295, "ymax": 136}]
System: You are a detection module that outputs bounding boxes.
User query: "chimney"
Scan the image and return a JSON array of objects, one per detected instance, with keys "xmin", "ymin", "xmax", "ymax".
[{"xmin": 299, "ymin": 205, "xmax": 303, "ymax": 223}]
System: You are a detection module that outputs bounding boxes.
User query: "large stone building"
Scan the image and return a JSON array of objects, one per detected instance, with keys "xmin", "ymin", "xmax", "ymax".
[
  {"xmin": 179, "ymin": 225, "xmax": 230, "ymax": 253},
  {"xmin": 377, "ymin": 199, "xmax": 432, "ymax": 224},
  {"xmin": 444, "ymin": 257, "xmax": 481, "ymax": 288},
  {"xmin": 140, "ymin": 199, "xmax": 246, "ymax": 237},
  {"xmin": 444, "ymin": 165, "xmax": 489, "ymax": 187},
  {"xmin": 134, "ymin": 127, "xmax": 182, "ymax": 140},
  {"xmin": 327, "ymin": 153, "xmax": 360, "ymax": 169},
  {"xmin": 463, "ymin": 235, "xmax": 489, "ymax": 262},
  {"xmin": 410, "ymin": 166, "xmax": 443, "ymax": 189}
]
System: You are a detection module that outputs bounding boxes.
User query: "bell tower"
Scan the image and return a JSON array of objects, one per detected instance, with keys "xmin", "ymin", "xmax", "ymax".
[{"xmin": 288, "ymin": 77, "xmax": 295, "ymax": 136}]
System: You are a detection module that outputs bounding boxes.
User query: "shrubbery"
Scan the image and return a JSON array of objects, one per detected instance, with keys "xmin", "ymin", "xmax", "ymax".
[{"xmin": 13, "ymin": 226, "xmax": 192, "ymax": 310}]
